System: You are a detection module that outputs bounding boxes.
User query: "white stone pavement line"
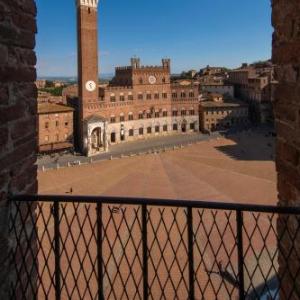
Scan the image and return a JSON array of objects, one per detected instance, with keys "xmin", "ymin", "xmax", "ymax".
[{"xmin": 38, "ymin": 138, "xmax": 211, "ymax": 172}]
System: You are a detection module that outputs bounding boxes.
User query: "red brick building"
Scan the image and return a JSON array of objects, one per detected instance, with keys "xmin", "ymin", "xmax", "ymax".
[
  {"xmin": 71, "ymin": 0, "xmax": 199, "ymax": 156},
  {"xmin": 38, "ymin": 103, "xmax": 74, "ymax": 153},
  {"xmin": 199, "ymin": 93, "xmax": 249, "ymax": 132}
]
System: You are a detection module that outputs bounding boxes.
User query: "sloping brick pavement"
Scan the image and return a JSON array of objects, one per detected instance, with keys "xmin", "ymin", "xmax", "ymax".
[{"xmin": 37, "ymin": 134, "xmax": 277, "ymax": 299}]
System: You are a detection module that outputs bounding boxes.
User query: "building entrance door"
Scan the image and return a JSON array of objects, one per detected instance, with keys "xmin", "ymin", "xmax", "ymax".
[
  {"xmin": 111, "ymin": 132, "xmax": 116, "ymax": 143},
  {"xmin": 91, "ymin": 128, "xmax": 102, "ymax": 150},
  {"xmin": 182, "ymin": 122, "xmax": 187, "ymax": 133}
]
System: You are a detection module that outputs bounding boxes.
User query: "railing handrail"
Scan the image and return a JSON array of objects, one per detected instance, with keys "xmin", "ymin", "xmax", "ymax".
[{"xmin": 11, "ymin": 194, "xmax": 300, "ymax": 215}]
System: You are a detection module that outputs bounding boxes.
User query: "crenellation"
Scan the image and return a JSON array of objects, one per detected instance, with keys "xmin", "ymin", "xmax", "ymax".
[
  {"xmin": 76, "ymin": 0, "xmax": 99, "ymax": 9},
  {"xmin": 106, "ymin": 86, "xmax": 133, "ymax": 91}
]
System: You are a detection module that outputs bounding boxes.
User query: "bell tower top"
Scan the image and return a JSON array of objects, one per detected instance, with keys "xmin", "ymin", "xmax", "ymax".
[{"xmin": 77, "ymin": 0, "xmax": 99, "ymax": 8}]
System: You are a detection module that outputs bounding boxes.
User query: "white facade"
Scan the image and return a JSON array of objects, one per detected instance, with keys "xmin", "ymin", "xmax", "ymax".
[
  {"xmin": 107, "ymin": 116, "xmax": 199, "ymax": 144},
  {"xmin": 83, "ymin": 117, "xmax": 108, "ymax": 156}
]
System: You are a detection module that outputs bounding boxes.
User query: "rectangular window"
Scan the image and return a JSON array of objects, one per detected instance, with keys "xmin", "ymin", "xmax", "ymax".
[
  {"xmin": 181, "ymin": 92, "xmax": 186, "ymax": 98},
  {"xmin": 163, "ymin": 125, "xmax": 168, "ymax": 132},
  {"xmin": 147, "ymin": 127, "xmax": 152, "ymax": 134},
  {"xmin": 154, "ymin": 93, "xmax": 159, "ymax": 99},
  {"xmin": 181, "ymin": 110, "xmax": 186, "ymax": 116},
  {"xmin": 110, "ymin": 96, "xmax": 116, "ymax": 102},
  {"xmin": 139, "ymin": 128, "xmax": 144, "ymax": 135},
  {"xmin": 120, "ymin": 116, "xmax": 125, "ymax": 122},
  {"xmin": 128, "ymin": 114, "xmax": 134, "ymax": 121},
  {"xmin": 155, "ymin": 112, "xmax": 160, "ymax": 118},
  {"xmin": 129, "ymin": 129, "xmax": 134, "ymax": 136},
  {"xmin": 147, "ymin": 113, "xmax": 151, "ymax": 119},
  {"xmin": 162, "ymin": 93, "xmax": 167, "ymax": 99},
  {"xmin": 189, "ymin": 92, "xmax": 195, "ymax": 98},
  {"xmin": 155, "ymin": 126, "xmax": 160, "ymax": 133},
  {"xmin": 45, "ymin": 122, "xmax": 49, "ymax": 129},
  {"xmin": 190, "ymin": 110, "xmax": 195, "ymax": 116},
  {"xmin": 128, "ymin": 95, "xmax": 134, "ymax": 101},
  {"xmin": 172, "ymin": 93, "xmax": 177, "ymax": 98},
  {"xmin": 190, "ymin": 123, "xmax": 195, "ymax": 130},
  {"xmin": 173, "ymin": 124, "xmax": 178, "ymax": 131},
  {"xmin": 146, "ymin": 94, "xmax": 152, "ymax": 100},
  {"xmin": 55, "ymin": 121, "xmax": 59, "ymax": 127},
  {"xmin": 110, "ymin": 117, "xmax": 116, "ymax": 123},
  {"xmin": 138, "ymin": 113, "xmax": 143, "ymax": 119},
  {"xmin": 138, "ymin": 94, "xmax": 143, "ymax": 100},
  {"xmin": 172, "ymin": 111, "xmax": 178, "ymax": 116},
  {"xmin": 120, "ymin": 95, "xmax": 125, "ymax": 101},
  {"xmin": 163, "ymin": 111, "xmax": 168, "ymax": 117}
]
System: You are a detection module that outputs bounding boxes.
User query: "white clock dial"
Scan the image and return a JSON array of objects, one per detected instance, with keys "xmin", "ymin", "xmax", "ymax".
[
  {"xmin": 85, "ymin": 80, "xmax": 96, "ymax": 92},
  {"xmin": 148, "ymin": 75, "xmax": 157, "ymax": 85}
]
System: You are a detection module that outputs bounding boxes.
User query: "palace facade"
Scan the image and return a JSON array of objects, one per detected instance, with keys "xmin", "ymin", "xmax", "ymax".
[{"xmin": 70, "ymin": 0, "xmax": 199, "ymax": 156}]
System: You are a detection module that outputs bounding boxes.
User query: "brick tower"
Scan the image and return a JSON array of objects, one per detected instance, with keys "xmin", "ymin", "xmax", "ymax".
[{"xmin": 76, "ymin": 0, "xmax": 99, "ymax": 153}]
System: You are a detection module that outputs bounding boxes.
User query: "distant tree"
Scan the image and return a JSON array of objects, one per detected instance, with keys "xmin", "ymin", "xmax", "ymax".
[
  {"xmin": 179, "ymin": 70, "xmax": 195, "ymax": 80},
  {"xmin": 45, "ymin": 80, "xmax": 54, "ymax": 88},
  {"xmin": 39, "ymin": 86, "xmax": 63, "ymax": 96},
  {"xmin": 50, "ymin": 86, "xmax": 64, "ymax": 96}
]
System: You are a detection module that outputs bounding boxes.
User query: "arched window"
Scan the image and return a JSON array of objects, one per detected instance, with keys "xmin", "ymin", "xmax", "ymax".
[
  {"xmin": 128, "ymin": 113, "xmax": 134, "ymax": 121},
  {"xmin": 119, "ymin": 114, "xmax": 125, "ymax": 122}
]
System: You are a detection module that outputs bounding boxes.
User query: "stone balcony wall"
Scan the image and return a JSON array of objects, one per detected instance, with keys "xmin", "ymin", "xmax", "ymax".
[
  {"xmin": 0, "ymin": 0, "xmax": 37, "ymax": 298},
  {"xmin": 272, "ymin": 0, "xmax": 300, "ymax": 297}
]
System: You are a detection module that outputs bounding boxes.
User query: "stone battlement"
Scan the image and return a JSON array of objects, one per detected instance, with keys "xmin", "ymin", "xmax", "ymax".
[
  {"xmin": 115, "ymin": 66, "xmax": 132, "ymax": 71},
  {"xmin": 116, "ymin": 65, "xmax": 169, "ymax": 71},
  {"xmin": 77, "ymin": 0, "xmax": 98, "ymax": 8},
  {"xmin": 106, "ymin": 85, "xmax": 133, "ymax": 91}
]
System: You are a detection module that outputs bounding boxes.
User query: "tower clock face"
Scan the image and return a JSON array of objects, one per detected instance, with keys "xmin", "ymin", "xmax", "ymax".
[
  {"xmin": 85, "ymin": 80, "xmax": 97, "ymax": 92},
  {"xmin": 148, "ymin": 75, "xmax": 157, "ymax": 85}
]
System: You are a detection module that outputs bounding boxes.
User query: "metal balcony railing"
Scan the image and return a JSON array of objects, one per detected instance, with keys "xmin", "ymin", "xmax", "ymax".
[{"xmin": 9, "ymin": 195, "xmax": 300, "ymax": 300}]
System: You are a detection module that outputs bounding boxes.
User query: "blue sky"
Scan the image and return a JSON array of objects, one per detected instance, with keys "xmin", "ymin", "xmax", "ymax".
[{"xmin": 36, "ymin": 0, "xmax": 272, "ymax": 77}]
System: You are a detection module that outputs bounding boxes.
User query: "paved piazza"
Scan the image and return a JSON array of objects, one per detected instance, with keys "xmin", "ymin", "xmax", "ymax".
[
  {"xmin": 39, "ymin": 131, "xmax": 277, "ymax": 205},
  {"xmin": 37, "ymin": 131, "xmax": 277, "ymax": 299}
]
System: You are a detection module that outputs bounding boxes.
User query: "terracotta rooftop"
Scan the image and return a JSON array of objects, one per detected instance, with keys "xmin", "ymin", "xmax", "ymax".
[
  {"xmin": 38, "ymin": 103, "xmax": 74, "ymax": 114},
  {"xmin": 200, "ymin": 100, "xmax": 248, "ymax": 108}
]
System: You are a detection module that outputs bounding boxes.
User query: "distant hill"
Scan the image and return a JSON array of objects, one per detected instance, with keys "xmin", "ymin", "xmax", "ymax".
[{"xmin": 37, "ymin": 73, "xmax": 114, "ymax": 82}]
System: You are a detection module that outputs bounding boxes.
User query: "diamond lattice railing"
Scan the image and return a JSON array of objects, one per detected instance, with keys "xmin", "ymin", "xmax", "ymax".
[
  {"xmin": 102, "ymin": 205, "xmax": 143, "ymax": 300},
  {"xmin": 193, "ymin": 209, "xmax": 238, "ymax": 300},
  {"xmin": 147, "ymin": 207, "xmax": 189, "ymax": 300},
  {"xmin": 9, "ymin": 197, "xmax": 300, "ymax": 300}
]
